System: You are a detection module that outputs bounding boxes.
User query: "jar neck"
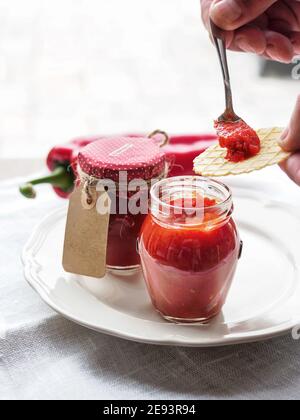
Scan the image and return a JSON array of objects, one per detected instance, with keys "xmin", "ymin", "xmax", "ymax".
[{"xmin": 150, "ymin": 176, "xmax": 233, "ymax": 229}]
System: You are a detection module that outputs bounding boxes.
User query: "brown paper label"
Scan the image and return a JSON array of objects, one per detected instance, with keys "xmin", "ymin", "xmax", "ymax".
[{"xmin": 62, "ymin": 185, "xmax": 111, "ymax": 278}]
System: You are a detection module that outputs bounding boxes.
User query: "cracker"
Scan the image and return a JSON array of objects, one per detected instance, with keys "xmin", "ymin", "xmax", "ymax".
[{"xmin": 194, "ymin": 127, "xmax": 291, "ymax": 177}]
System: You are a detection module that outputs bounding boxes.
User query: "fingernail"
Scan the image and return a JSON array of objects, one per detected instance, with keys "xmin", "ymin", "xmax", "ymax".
[
  {"xmin": 211, "ymin": 0, "xmax": 242, "ymax": 24},
  {"xmin": 236, "ymin": 36, "xmax": 256, "ymax": 53},
  {"xmin": 267, "ymin": 44, "xmax": 293, "ymax": 64}
]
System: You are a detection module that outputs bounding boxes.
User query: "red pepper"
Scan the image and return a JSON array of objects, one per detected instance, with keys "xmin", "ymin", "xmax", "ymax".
[
  {"xmin": 164, "ymin": 134, "xmax": 217, "ymax": 176},
  {"xmin": 19, "ymin": 137, "xmax": 99, "ymax": 199},
  {"xmin": 19, "ymin": 134, "xmax": 217, "ymax": 199}
]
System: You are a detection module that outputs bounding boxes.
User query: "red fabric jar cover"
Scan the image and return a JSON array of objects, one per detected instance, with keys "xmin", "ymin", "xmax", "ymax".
[{"xmin": 78, "ymin": 136, "xmax": 166, "ymax": 182}]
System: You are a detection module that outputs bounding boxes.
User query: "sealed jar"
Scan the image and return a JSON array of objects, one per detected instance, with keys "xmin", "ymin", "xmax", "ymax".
[
  {"xmin": 77, "ymin": 133, "xmax": 168, "ymax": 274},
  {"xmin": 139, "ymin": 176, "xmax": 242, "ymax": 323}
]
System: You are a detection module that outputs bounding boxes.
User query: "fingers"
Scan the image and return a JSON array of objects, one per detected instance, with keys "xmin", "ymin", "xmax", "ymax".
[
  {"xmin": 230, "ymin": 26, "xmax": 266, "ymax": 54},
  {"xmin": 279, "ymin": 95, "xmax": 300, "ymax": 186},
  {"xmin": 201, "ymin": 0, "xmax": 235, "ymax": 49},
  {"xmin": 201, "ymin": 0, "xmax": 297, "ymax": 62},
  {"xmin": 210, "ymin": 0, "xmax": 277, "ymax": 31},
  {"xmin": 227, "ymin": 28, "xmax": 294, "ymax": 62},
  {"xmin": 229, "ymin": 29, "xmax": 294, "ymax": 62},
  {"xmin": 266, "ymin": 1, "xmax": 300, "ymax": 32},
  {"xmin": 279, "ymin": 153, "xmax": 300, "ymax": 186},
  {"xmin": 290, "ymin": 32, "xmax": 300, "ymax": 54},
  {"xmin": 264, "ymin": 30, "xmax": 294, "ymax": 63},
  {"xmin": 279, "ymin": 96, "xmax": 300, "ymax": 152}
]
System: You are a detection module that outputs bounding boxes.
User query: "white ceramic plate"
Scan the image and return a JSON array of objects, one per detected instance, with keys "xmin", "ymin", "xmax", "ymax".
[{"xmin": 22, "ymin": 179, "xmax": 300, "ymax": 347}]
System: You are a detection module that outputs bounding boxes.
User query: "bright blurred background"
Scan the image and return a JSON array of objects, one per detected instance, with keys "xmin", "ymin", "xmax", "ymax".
[{"xmin": 0, "ymin": 0, "xmax": 298, "ymax": 158}]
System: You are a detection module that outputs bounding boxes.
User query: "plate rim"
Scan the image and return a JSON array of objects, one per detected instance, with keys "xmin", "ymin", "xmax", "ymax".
[{"xmin": 22, "ymin": 201, "xmax": 299, "ymax": 348}]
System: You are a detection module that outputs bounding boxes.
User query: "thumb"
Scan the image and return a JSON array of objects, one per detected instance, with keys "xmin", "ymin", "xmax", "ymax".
[
  {"xmin": 210, "ymin": 0, "xmax": 277, "ymax": 30},
  {"xmin": 279, "ymin": 96, "xmax": 300, "ymax": 152}
]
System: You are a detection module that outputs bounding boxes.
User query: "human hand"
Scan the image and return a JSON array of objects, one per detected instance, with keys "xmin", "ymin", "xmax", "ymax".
[
  {"xmin": 201, "ymin": 0, "xmax": 300, "ymax": 63},
  {"xmin": 279, "ymin": 96, "xmax": 300, "ymax": 186}
]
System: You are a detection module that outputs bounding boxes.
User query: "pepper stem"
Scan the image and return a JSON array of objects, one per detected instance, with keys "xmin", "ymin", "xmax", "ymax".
[{"xmin": 19, "ymin": 166, "xmax": 74, "ymax": 199}]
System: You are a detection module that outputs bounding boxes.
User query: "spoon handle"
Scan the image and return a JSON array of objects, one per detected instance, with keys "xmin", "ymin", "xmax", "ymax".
[{"xmin": 210, "ymin": 20, "xmax": 238, "ymax": 121}]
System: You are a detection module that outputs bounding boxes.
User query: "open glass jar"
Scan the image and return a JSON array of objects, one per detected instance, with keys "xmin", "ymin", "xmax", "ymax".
[
  {"xmin": 77, "ymin": 133, "xmax": 168, "ymax": 275},
  {"xmin": 139, "ymin": 176, "xmax": 242, "ymax": 323}
]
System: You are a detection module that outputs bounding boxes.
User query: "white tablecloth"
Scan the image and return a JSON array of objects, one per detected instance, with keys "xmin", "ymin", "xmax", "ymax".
[{"xmin": 1, "ymin": 168, "xmax": 300, "ymax": 400}]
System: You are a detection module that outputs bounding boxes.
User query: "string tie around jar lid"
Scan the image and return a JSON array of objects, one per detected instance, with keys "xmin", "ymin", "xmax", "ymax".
[
  {"xmin": 78, "ymin": 164, "xmax": 170, "ymax": 210},
  {"xmin": 77, "ymin": 167, "xmax": 100, "ymax": 210}
]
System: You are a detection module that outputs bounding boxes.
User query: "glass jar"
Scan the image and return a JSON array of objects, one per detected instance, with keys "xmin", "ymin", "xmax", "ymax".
[
  {"xmin": 139, "ymin": 176, "xmax": 242, "ymax": 323},
  {"xmin": 77, "ymin": 134, "xmax": 168, "ymax": 275},
  {"xmin": 106, "ymin": 192, "xmax": 149, "ymax": 272}
]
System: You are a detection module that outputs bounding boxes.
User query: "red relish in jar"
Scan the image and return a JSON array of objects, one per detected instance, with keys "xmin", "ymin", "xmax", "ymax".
[
  {"xmin": 77, "ymin": 134, "xmax": 168, "ymax": 274},
  {"xmin": 139, "ymin": 176, "xmax": 241, "ymax": 323}
]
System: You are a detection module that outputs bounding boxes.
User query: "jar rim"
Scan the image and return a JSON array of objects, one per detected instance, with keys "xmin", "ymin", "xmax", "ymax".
[{"xmin": 150, "ymin": 176, "xmax": 232, "ymax": 214}]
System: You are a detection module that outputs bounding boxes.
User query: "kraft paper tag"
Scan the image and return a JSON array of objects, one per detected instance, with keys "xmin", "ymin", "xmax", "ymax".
[{"xmin": 63, "ymin": 185, "xmax": 111, "ymax": 278}]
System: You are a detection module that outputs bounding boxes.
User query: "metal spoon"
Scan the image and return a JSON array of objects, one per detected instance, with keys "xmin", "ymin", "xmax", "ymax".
[{"xmin": 210, "ymin": 19, "xmax": 241, "ymax": 123}]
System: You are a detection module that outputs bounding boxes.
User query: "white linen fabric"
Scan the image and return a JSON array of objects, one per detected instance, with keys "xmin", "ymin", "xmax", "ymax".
[{"xmin": 1, "ymin": 172, "xmax": 300, "ymax": 401}]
